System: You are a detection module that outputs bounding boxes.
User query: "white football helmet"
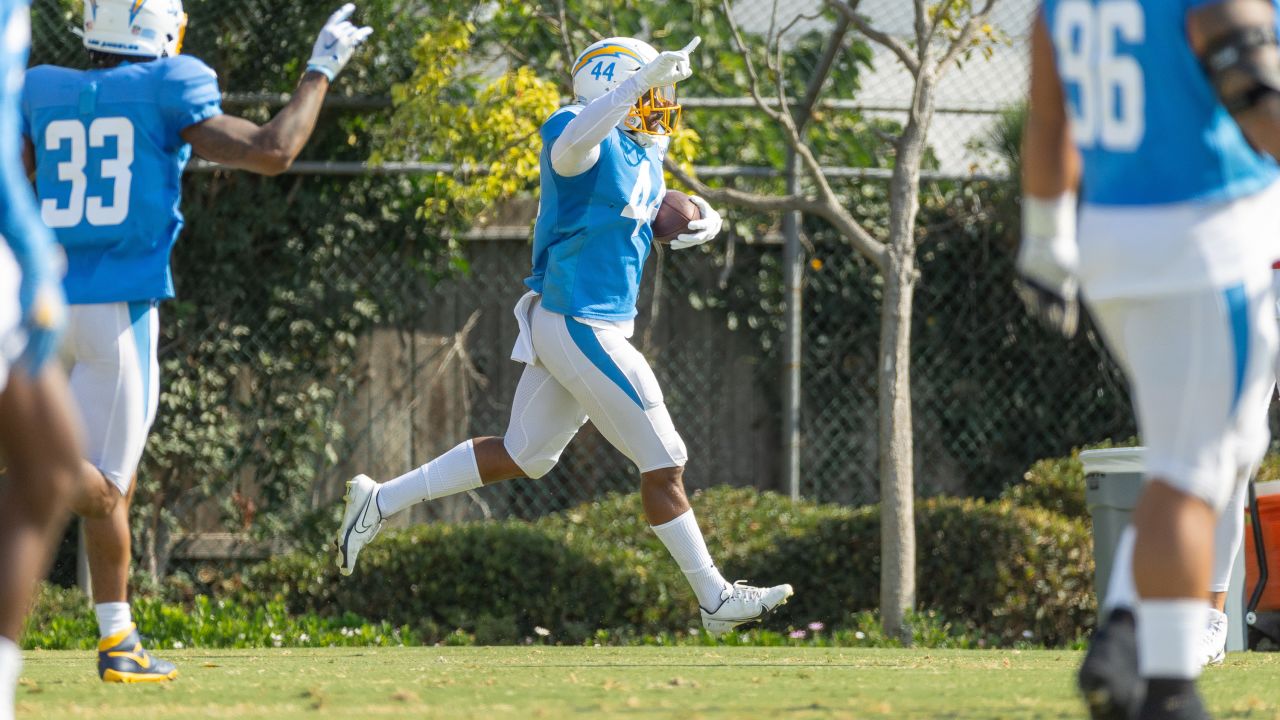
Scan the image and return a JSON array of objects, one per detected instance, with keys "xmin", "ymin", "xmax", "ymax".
[
  {"xmin": 572, "ymin": 36, "xmax": 683, "ymax": 137},
  {"xmin": 83, "ymin": 0, "xmax": 188, "ymax": 58}
]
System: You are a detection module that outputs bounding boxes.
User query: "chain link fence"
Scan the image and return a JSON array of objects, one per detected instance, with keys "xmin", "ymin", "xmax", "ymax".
[{"xmin": 26, "ymin": 1, "xmax": 1136, "ymax": 561}]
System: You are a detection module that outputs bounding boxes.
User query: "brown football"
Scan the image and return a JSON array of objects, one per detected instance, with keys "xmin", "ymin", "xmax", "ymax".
[{"xmin": 652, "ymin": 190, "xmax": 702, "ymax": 244}]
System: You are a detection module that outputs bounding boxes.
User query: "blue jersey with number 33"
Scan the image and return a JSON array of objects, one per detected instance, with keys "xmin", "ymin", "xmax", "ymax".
[
  {"xmin": 526, "ymin": 106, "xmax": 666, "ymax": 322},
  {"xmin": 1043, "ymin": 0, "xmax": 1280, "ymax": 206},
  {"xmin": 21, "ymin": 56, "xmax": 222, "ymax": 304}
]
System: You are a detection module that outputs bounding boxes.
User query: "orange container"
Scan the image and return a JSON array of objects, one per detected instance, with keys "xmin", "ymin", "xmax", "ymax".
[{"xmin": 1244, "ymin": 483, "xmax": 1280, "ymax": 612}]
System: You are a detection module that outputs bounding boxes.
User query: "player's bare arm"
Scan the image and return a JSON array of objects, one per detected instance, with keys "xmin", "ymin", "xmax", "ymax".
[
  {"xmin": 182, "ymin": 74, "xmax": 330, "ymax": 176},
  {"xmin": 1014, "ymin": 11, "xmax": 1082, "ymax": 339},
  {"xmin": 1188, "ymin": 0, "xmax": 1280, "ymax": 158},
  {"xmin": 182, "ymin": 4, "xmax": 371, "ymax": 176},
  {"xmin": 1023, "ymin": 13, "xmax": 1080, "ymax": 201}
]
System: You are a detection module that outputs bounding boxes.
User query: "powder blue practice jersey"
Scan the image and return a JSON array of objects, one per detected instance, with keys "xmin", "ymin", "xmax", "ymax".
[
  {"xmin": 22, "ymin": 55, "xmax": 222, "ymax": 304},
  {"xmin": 1043, "ymin": 0, "xmax": 1280, "ymax": 205},
  {"xmin": 526, "ymin": 106, "xmax": 666, "ymax": 322}
]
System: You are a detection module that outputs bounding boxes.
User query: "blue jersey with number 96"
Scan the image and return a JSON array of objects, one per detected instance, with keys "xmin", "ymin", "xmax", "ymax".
[
  {"xmin": 21, "ymin": 56, "xmax": 222, "ymax": 304},
  {"xmin": 527, "ymin": 106, "xmax": 666, "ymax": 322},
  {"xmin": 1043, "ymin": 0, "xmax": 1279, "ymax": 206}
]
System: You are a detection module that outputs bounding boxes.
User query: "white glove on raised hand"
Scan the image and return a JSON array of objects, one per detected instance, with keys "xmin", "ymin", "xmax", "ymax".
[
  {"xmin": 633, "ymin": 37, "xmax": 701, "ymax": 91},
  {"xmin": 669, "ymin": 195, "xmax": 723, "ymax": 251},
  {"xmin": 1014, "ymin": 193, "xmax": 1080, "ymax": 338},
  {"xmin": 307, "ymin": 4, "xmax": 374, "ymax": 81}
]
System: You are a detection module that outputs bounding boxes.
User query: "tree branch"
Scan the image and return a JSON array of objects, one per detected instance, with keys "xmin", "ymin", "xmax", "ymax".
[
  {"xmin": 795, "ymin": 16, "xmax": 851, "ymax": 131},
  {"xmin": 936, "ymin": 0, "xmax": 999, "ymax": 75},
  {"xmin": 923, "ymin": 0, "xmax": 958, "ymax": 49},
  {"xmin": 552, "ymin": 0, "xmax": 576, "ymax": 74},
  {"xmin": 665, "ymin": 159, "xmax": 887, "ymax": 268},
  {"xmin": 720, "ymin": 0, "xmax": 788, "ymax": 127},
  {"xmin": 826, "ymin": 0, "xmax": 920, "ymax": 77},
  {"xmin": 913, "ymin": 0, "xmax": 929, "ymax": 50},
  {"xmin": 665, "ymin": 160, "xmax": 809, "ymax": 214},
  {"xmin": 674, "ymin": 1, "xmax": 889, "ymax": 269}
]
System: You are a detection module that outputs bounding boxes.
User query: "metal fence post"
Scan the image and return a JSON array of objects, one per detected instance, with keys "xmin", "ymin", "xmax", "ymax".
[{"xmin": 782, "ymin": 150, "xmax": 802, "ymax": 501}]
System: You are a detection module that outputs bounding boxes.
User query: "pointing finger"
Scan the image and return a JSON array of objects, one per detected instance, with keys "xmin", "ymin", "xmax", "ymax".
[
  {"xmin": 327, "ymin": 3, "xmax": 355, "ymax": 26},
  {"xmin": 681, "ymin": 36, "xmax": 702, "ymax": 55}
]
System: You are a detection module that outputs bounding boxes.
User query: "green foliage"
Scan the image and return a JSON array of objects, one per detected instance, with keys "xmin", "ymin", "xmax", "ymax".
[
  {"xmin": 737, "ymin": 495, "xmax": 1095, "ymax": 647},
  {"xmin": 239, "ymin": 487, "xmax": 1093, "ymax": 647},
  {"xmin": 23, "ymin": 585, "xmax": 417, "ymax": 650},
  {"xmin": 29, "ymin": 0, "xmax": 484, "ymax": 571},
  {"xmin": 1002, "ymin": 450, "xmax": 1089, "ymax": 520},
  {"xmin": 376, "ymin": 18, "xmax": 559, "ymax": 233},
  {"xmin": 242, "ymin": 521, "xmax": 648, "ymax": 644},
  {"xmin": 999, "ymin": 440, "xmax": 1140, "ymax": 520}
]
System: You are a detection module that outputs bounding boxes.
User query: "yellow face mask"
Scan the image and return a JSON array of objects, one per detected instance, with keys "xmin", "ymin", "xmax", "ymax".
[{"xmin": 625, "ymin": 86, "xmax": 683, "ymax": 137}]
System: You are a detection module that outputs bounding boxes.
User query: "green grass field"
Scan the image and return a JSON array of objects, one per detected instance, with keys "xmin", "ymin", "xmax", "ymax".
[{"xmin": 15, "ymin": 647, "xmax": 1280, "ymax": 719}]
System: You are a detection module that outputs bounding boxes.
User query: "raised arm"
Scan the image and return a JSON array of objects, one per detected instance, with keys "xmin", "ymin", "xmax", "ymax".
[
  {"xmin": 551, "ymin": 38, "xmax": 700, "ymax": 177},
  {"xmin": 1188, "ymin": 0, "xmax": 1280, "ymax": 159},
  {"xmin": 182, "ymin": 4, "xmax": 371, "ymax": 176},
  {"xmin": 183, "ymin": 74, "xmax": 330, "ymax": 176}
]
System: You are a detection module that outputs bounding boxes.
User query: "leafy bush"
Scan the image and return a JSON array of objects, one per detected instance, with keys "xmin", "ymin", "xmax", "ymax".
[
  {"xmin": 23, "ymin": 581, "xmax": 1011, "ymax": 650},
  {"xmin": 1001, "ymin": 441, "xmax": 1143, "ymax": 520},
  {"xmin": 732, "ymin": 496, "xmax": 1094, "ymax": 647},
  {"xmin": 240, "ymin": 487, "xmax": 1093, "ymax": 646},
  {"xmin": 1001, "ymin": 451, "xmax": 1089, "ymax": 520},
  {"xmin": 23, "ymin": 585, "xmax": 417, "ymax": 651},
  {"xmin": 242, "ymin": 521, "xmax": 659, "ymax": 644}
]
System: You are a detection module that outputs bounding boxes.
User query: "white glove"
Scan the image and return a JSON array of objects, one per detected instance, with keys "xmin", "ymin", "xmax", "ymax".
[
  {"xmin": 633, "ymin": 37, "xmax": 701, "ymax": 90},
  {"xmin": 306, "ymin": 4, "xmax": 374, "ymax": 81},
  {"xmin": 1014, "ymin": 193, "xmax": 1079, "ymax": 338},
  {"xmin": 669, "ymin": 195, "xmax": 723, "ymax": 251}
]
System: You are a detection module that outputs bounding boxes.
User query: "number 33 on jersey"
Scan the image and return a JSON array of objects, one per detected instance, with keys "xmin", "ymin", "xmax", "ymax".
[
  {"xmin": 21, "ymin": 54, "xmax": 223, "ymax": 304},
  {"xmin": 1043, "ymin": 0, "xmax": 1279, "ymax": 206}
]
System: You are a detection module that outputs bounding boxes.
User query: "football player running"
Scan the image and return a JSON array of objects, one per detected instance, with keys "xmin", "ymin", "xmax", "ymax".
[
  {"xmin": 20, "ymin": 0, "xmax": 372, "ymax": 683},
  {"xmin": 337, "ymin": 36, "xmax": 794, "ymax": 637},
  {"xmin": 1021, "ymin": 0, "xmax": 1280, "ymax": 717},
  {"xmin": 0, "ymin": 1, "xmax": 85, "ymax": 718}
]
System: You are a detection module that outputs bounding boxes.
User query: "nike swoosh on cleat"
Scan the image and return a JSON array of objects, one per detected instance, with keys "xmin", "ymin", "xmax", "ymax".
[
  {"xmin": 340, "ymin": 490, "xmax": 375, "ymax": 566},
  {"xmin": 354, "ymin": 492, "xmax": 377, "ymax": 534},
  {"xmin": 107, "ymin": 649, "xmax": 152, "ymax": 670}
]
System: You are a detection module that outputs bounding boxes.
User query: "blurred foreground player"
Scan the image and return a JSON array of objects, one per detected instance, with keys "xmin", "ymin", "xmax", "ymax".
[
  {"xmin": 0, "ymin": 0, "xmax": 84, "ymax": 718},
  {"xmin": 21, "ymin": 0, "xmax": 371, "ymax": 682},
  {"xmin": 337, "ymin": 36, "xmax": 794, "ymax": 637},
  {"xmin": 1020, "ymin": 0, "xmax": 1280, "ymax": 717}
]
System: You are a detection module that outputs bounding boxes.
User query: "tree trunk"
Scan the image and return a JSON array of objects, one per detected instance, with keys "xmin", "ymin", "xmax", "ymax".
[
  {"xmin": 877, "ymin": 69, "xmax": 935, "ymax": 644},
  {"xmin": 877, "ymin": 253, "xmax": 917, "ymax": 644}
]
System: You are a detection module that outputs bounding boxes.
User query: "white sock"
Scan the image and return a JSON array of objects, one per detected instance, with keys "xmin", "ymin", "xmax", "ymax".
[
  {"xmin": 1207, "ymin": 606, "xmax": 1227, "ymax": 627},
  {"xmin": 1102, "ymin": 525, "xmax": 1137, "ymax": 614},
  {"xmin": 376, "ymin": 440, "xmax": 482, "ymax": 517},
  {"xmin": 651, "ymin": 510, "xmax": 731, "ymax": 610},
  {"xmin": 1210, "ymin": 479, "xmax": 1248, "ymax": 593},
  {"xmin": 1137, "ymin": 599, "xmax": 1209, "ymax": 680},
  {"xmin": 0, "ymin": 636, "xmax": 20, "ymax": 720},
  {"xmin": 94, "ymin": 602, "xmax": 133, "ymax": 639}
]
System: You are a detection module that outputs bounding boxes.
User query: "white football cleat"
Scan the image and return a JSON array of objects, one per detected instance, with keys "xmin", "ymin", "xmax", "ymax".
[
  {"xmin": 700, "ymin": 581, "xmax": 794, "ymax": 637},
  {"xmin": 1201, "ymin": 608, "xmax": 1228, "ymax": 667},
  {"xmin": 336, "ymin": 474, "xmax": 383, "ymax": 576}
]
